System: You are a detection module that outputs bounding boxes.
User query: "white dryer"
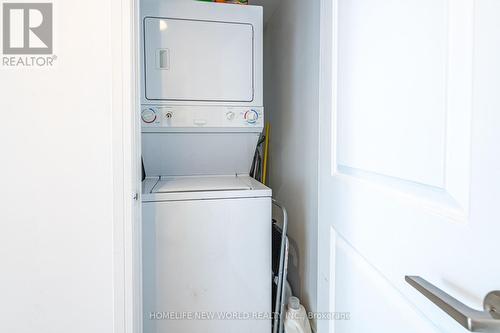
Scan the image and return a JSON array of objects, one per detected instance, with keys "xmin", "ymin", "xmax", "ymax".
[
  {"xmin": 141, "ymin": 0, "xmax": 263, "ymax": 106},
  {"xmin": 142, "ymin": 176, "xmax": 271, "ymax": 333},
  {"xmin": 140, "ymin": 0, "xmax": 264, "ymax": 177}
]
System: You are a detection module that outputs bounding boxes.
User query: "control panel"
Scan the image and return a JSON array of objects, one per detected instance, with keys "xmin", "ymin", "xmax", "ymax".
[{"xmin": 141, "ymin": 106, "xmax": 264, "ymax": 131}]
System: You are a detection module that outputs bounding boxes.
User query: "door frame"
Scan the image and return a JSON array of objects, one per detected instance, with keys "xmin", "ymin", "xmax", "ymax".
[
  {"xmin": 317, "ymin": 0, "xmax": 337, "ymax": 332},
  {"xmin": 111, "ymin": 0, "xmax": 142, "ymax": 332}
]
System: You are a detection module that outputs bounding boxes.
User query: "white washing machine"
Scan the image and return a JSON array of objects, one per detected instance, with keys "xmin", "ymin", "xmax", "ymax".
[
  {"xmin": 140, "ymin": 2, "xmax": 271, "ymax": 333},
  {"xmin": 142, "ymin": 176, "xmax": 271, "ymax": 333}
]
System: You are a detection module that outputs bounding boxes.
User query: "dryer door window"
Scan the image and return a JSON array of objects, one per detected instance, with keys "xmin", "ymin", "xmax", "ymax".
[{"xmin": 144, "ymin": 17, "xmax": 254, "ymax": 102}]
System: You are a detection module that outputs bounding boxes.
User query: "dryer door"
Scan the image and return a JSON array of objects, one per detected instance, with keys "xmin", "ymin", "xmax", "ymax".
[{"xmin": 144, "ymin": 17, "xmax": 254, "ymax": 102}]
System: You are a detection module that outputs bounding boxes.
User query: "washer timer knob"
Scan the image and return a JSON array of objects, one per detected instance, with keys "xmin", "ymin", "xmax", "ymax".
[
  {"xmin": 245, "ymin": 110, "xmax": 259, "ymax": 124},
  {"xmin": 141, "ymin": 108, "xmax": 157, "ymax": 124}
]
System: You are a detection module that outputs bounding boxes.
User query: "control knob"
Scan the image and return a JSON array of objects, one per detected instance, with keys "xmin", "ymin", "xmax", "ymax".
[
  {"xmin": 245, "ymin": 110, "xmax": 259, "ymax": 124},
  {"xmin": 142, "ymin": 108, "xmax": 157, "ymax": 124}
]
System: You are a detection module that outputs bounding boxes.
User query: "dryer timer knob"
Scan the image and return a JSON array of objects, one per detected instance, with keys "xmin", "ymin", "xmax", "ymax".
[
  {"xmin": 245, "ymin": 110, "xmax": 259, "ymax": 124},
  {"xmin": 142, "ymin": 108, "xmax": 157, "ymax": 124}
]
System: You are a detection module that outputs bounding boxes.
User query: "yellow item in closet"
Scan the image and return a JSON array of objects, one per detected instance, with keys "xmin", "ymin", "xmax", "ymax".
[{"xmin": 262, "ymin": 122, "xmax": 270, "ymax": 185}]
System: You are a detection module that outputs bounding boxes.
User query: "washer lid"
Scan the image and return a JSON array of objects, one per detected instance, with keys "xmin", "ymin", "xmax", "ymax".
[{"xmin": 152, "ymin": 175, "xmax": 253, "ymax": 193}]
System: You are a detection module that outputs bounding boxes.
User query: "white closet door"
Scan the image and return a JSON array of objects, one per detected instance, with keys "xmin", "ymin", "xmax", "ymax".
[{"xmin": 318, "ymin": 0, "xmax": 500, "ymax": 332}]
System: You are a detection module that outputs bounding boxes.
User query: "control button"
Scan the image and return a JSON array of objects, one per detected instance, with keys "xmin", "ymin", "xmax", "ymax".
[
  {"xmin": 165, "ymin": 112, "xmax": 173, "ymax": 119},
  {"xmin": 226, "ymin": 111, "xmax": 235, "ymax": 121},
  {"xmin": 141, "ymin": 108, "xmax": 157, "ymax": 124},
  {"xmin": 245, "ymin": 110, "xmax": 259, "ymax": 124}
]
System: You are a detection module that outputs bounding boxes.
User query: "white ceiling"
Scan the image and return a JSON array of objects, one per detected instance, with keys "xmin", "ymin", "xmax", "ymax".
[{"xmin": 249, "ymin": 0, "xmax": 282, "ymax": 24}]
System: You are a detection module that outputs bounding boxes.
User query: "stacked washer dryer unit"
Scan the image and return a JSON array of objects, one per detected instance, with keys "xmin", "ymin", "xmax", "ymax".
[{"xmin": 140, "ymin": 2, "xmax": 271, "ymax": 333}]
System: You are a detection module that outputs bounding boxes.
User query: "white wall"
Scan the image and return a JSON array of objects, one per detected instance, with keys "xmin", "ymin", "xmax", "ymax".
[
  {"xmin": 0, "ymin": 1, "xmax": 131, "ymax": 332},
  {"xmin": 264, "ymin": 0, "xmax": 321, "ymax": 321}
]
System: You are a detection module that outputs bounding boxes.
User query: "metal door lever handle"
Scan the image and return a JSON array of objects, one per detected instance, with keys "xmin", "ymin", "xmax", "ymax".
[{"xmin": 405, "ymin": 276, "xmax": 500, "ymax": 332}]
